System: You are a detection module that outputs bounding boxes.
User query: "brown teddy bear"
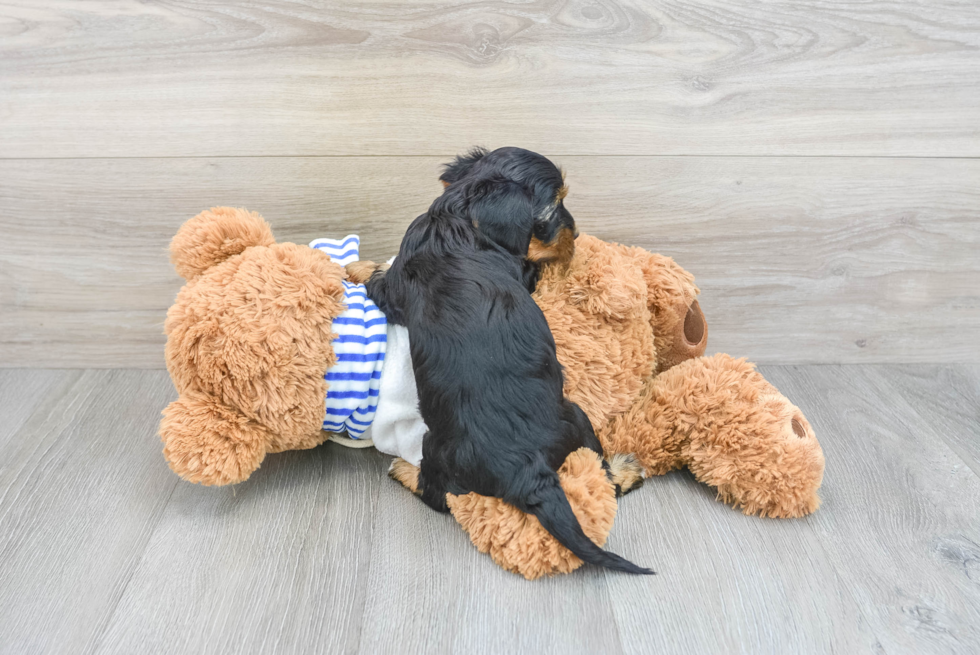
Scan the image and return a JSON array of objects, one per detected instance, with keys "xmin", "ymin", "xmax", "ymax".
[
  {"xmin": 160, "ymin": 207, "xmax": 348, "ymax": 485},
  {"xmin": 160, "ymin": 207, "xmax": 824, "ymax": 579},
  {"xmin": 389, "ymin": 233, "xmax": 825, "ymax": 578}
]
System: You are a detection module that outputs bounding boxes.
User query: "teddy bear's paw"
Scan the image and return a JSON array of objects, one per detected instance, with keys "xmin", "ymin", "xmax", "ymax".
[
  {"xmin": 160, "ymin": 392, "xmax": 269, "ymax": 486},
  {"xmin": 447, "ymin": 448, "xmax": 618, "ymax": 580},
  {"xmin": 388, "ymin": 458, "xmax": 421, "ymax": 495},
  {"xmin": 606, "ymin": 453, "xmax": 645, "ymax": 497}
]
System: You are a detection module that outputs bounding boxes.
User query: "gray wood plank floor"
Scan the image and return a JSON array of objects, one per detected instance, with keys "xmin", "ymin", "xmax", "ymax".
[{"xmin": 1, "ymin": 365, "xmax": 978, "ymax": 655}]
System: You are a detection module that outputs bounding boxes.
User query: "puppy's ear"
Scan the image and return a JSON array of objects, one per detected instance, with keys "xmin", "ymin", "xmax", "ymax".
[
  {"xmin": 468, "ymin": 180, "xmax": 535, "ymax": 256},
  {"xmin": 439, "ymin": 146, "xmax": 490, "ymax": 187}
]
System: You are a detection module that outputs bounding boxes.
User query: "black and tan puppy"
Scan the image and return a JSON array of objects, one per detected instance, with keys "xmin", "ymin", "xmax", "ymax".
[{"xmin": 368, "ymin": 147, "xmax": 652, "ymax": 575}]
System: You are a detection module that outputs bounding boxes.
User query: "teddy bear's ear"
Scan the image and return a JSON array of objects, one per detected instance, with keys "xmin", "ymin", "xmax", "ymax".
[{"xmin": 170, "ymin": 207, "xmax": 275, "ymax": 280}]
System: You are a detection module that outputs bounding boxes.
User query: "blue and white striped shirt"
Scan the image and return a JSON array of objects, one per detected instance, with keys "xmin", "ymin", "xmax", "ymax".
[{"xmin": 310, "ymin": 235, "xmax": 387, "ymax": 439}]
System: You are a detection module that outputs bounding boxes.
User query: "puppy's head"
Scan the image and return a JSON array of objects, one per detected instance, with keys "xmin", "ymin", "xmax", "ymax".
[{"xmin": 438, "ymin": 147, "xmax": 577, "ymax": 264}]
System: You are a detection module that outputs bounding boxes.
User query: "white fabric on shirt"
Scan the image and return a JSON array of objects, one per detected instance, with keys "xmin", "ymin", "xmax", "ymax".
[
  {"xmin": 361, "ymin": 255, "xmax": 426, "ymax": 465},
  {"xmin": 363, "ymin": 323, "xmax": 426, "ymax": 466}
]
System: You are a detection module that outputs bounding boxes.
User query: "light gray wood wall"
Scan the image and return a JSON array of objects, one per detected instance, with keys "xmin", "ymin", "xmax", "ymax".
[{"xmin": 1, "ymin": 0, "xmax": 978, "ymax": 367}]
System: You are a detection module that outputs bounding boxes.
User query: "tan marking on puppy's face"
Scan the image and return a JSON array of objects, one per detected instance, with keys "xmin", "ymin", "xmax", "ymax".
[{"xmin": 527, "ymin": 226, "xmax": 576, "ymax": 264}]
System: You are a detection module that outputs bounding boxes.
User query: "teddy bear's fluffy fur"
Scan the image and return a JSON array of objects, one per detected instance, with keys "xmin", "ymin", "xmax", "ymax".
[
  {"xmin": 532, "ymin": 235, "xmax": 823, "ymax": 518},
  {"xmin": 411, "ymin": 233, "xmax": 823, "ymax": 577},
  {"xmin": 161, "ymin": 208, "xmax": 347, "ymax": 485},
  {"xmin": 392, "ymin": 448, "xmax": 618, "ymax": 580},
  {"xmin": 161, "ymin": 207, "xmax": 825, "ymax": 579}
]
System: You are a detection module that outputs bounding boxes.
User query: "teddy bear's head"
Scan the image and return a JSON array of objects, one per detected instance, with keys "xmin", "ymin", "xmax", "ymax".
[
  {"xmin": 160, "ymin": 208, "xmax": 347, "ymax": 485},
  {"xmin": 532, "ymin": 234, "xmax": 708, "ymax": 430}
]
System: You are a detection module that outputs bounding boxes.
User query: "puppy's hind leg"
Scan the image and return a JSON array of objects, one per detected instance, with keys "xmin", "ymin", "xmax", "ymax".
[
  {"xmin": 606, "ymin": 453, "xmax": 645, "ymax": 498},
  {"xmin": 388, "ymin": 457, "xmax": 452, "ymax": 513},
  {"xmin": 564, "ymin": 400, "xmax": 643, "ymax": 497},
  {"xmin": 418, "ymin": 461, "xmax": 451, "ymax": 513},
  {"xmin": 563, "ymin": 400, "xmax": 604, "ymax": 455},
  {"xmin": 388, "ymin": 458, "xmax": 421, "ymax": 495}
]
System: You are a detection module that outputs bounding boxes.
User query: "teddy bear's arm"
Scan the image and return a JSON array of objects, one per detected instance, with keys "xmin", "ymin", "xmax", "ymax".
[{"xmin": 160, "ymin": 392, "xmax": 271, "ymax": 486}]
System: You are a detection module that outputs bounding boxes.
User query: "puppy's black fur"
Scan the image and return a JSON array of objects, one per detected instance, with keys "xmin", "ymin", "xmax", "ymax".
[{"xmin": 368, "ymin": 147, "xmax": 652, "ymax": 575}]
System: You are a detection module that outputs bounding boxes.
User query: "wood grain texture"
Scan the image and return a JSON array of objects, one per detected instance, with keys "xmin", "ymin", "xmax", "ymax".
[
  {"xmin": 872, "ymin": 365, "xmax": 980, "ymax": 478},
  {"xmin": 0, "ymin": 369, "xmax": 178, "ymax": 655},
  {"xmin": 1, "ymin": 0, "xmax": 979, "ymax": 158},
  {"xmin": 2, "ymin": 366, "xmax": 979, "ymax": 654},
  {"xmin": 98, "ymin": 438, "xmax": 627, "ymax": 655},
  {"xmin": 597, "ymin": 364, "xmax": 980, "ymax": 654},
  {"xmin": 760, "ymin": 365, "xmax": 980, "ymax": 655},
  {"xmin": 357, "ymin": 471, "xmax": 624, "ymax": 655},
  {"xmin": 0, "ymin": 369, "xmax": 64, "ymax": 449},
  {"xmin": 603, "ymin": 476, "xmax": 877, "ymax": 653},
  {"xmin": 96, "ymin": 443, "xmax": 388, "ymax": 655},
  {"xmin": 2, "ymin": 156, "xmax": 978, "ymax": 367}
]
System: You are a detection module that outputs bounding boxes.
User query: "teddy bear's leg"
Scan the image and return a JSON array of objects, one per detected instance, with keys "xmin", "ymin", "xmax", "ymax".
[
  {"xmin": 447, "ymin": 448, "xmax": 618, "ymax": 579},
  {"xmin": 160, "ymin": 391, "xmax": 271, "ymax": 486},
  {"xmin": 600, "ymin": 354, "xmax": 825, "ymax": 518},
  {"xmin": 387, "ymin": 450, "xmax": 620, "ymax": 579}
]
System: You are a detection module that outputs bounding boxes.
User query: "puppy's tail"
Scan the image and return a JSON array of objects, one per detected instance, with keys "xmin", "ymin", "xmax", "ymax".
[{"xmin": 521, "ymin": 468, "xmax": 655, "ymax": 576}]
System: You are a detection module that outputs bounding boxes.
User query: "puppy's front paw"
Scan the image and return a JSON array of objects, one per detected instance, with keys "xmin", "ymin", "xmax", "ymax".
[
  {"xmin": 345, "ymin": 260, "xmax": 381, "ymax": 284},
  {"xmin": 388, "ymin": 458, "xmax": 421, "ymax": 495}
]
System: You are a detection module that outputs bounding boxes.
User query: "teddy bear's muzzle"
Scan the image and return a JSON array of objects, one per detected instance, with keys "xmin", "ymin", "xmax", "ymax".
[
  {"xmin": 683, "ymin": 300, "xmax": 706, "ymax": 349},
  {"xmin": 658, "ymin": 299, "xmax": 709, "ymax": 373}
]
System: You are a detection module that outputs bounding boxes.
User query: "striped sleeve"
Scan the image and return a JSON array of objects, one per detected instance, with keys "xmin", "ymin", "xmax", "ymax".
[
  {"xmin": 322, "ymin": 281, "xmax": 387, "ymax": 438},
  {"xmin": 309, "ymin": 235, "xmax": 361, "ymax": 266}
]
